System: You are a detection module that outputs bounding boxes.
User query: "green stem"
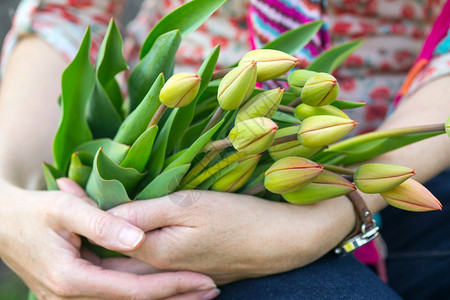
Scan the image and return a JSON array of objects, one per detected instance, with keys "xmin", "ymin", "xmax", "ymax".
[
  {"xmin": 201, "ymin": 106, "xmax": 225, "ymax": 135},
  {"xmin": 288, "ymin": 96, "xmax": 302, "ymax": 107},
  {"xmin": 202, "ymin": 137, "xmax": 232, "ymax": 152},
  {"xmin": 148, "ymin": 104, "xmax": 167, "ymax": 128},
  {"xmin": 211, "ymin": 68, "xmax": 232, "ymax": 81},
  {"xmin": 243, "ymin": 183, "xmax": 266, "ymax": 195},
  {"xmin": 277, "ymin": 104, "xmax": 295, "ymax": 114},
  {"xmin": 328, "ymin": 123, "xmax": 445, "ymax": 152},
  {"xmin": 323, "ymin": 164, "xmax": 355, "ymax": 175}
]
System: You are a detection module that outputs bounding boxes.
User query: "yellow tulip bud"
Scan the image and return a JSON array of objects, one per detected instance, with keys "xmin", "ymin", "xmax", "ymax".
[
  {"xmin": 381, "ymin": 179, "xmax": 442, "ymax": 212},
  {"xmin": 239, "ymin": 49, "xmax": 299, "ymax": 82},
  {"xmin": 235, "ymin": 88, "xmax": 283, "ymax": 124},
  {"xmin": 301, "ymin": 73, "xmax": 339, "ymax": 106},
  {"xmin": 229, "ymin": 117, "xmax": 278, "ymax": 154},
  {"xmin": 159, "ymin": 73, "xmax": 201, "ymax": 108},
  {"xmin": 298, "ymin": 115, "xmax": 357, "ymax": 148},
  {"xmin": 212, "ymin": 154, "xmax": 261, "ymax": 192},
  {"xmin": 354, "ymin": 163, "xmax": 415, "ymax": 194},
  {"xmin": 218, "ymin": 61, "xmax": 257, "ymax": 110},
  {"xmin": 294, "ymin": 103, "xmax": 349, "ymax": 121},
  {"xmin": 264, "ymin": 157, "xmax": 323, "ymax": 194},
  {"xmin": 287, "ymin": 69, "xmax": 317, "ymax": 94},
  {"xmin": 282, "ymin": 170, "xmax": 356, "ymax": 204}
]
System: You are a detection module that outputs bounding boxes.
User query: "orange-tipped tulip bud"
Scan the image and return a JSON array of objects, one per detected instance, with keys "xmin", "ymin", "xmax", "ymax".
[
  {"xmin": 159, "ymin": 73, "xmax": 201, "ymax": 108},
  {"xmin": 380, "ymin": 179, "xmax": 442, "ymax": 212},
  {"xmin": 301, "ymin": 73, "xmax": 339, "ymax": 106},
  {"xmin": 287, "ymin": 69, "xmax": 317, "ymax": 94},
  {"xmin": 218, "ymin": 61, "xmax": 257, "ymax": 110},
  {"xmin": 269, "ymin": 126, "xmax": 321, "ymax": 161},
  {"xmin": 294, "ymin": 103, "xmax": 349, "ymax": 121},
  {"xmin": 239, "ymin": 49, "xmax": 299, "ymax": 82},
  {"xmin": 297, "ymin": 115, "xmax": 357, "ymax": 148},
  {"xmin": 354, "ymin": 163, "xmax": 415, "ymax": 194},
  {"xmin": 282, "ymin": 170, "xmax": 356, "ymax": 204},
  {"xmin": 229, "ymin": 117, "xmax": 278, "ymax": 154},
  {"xmin": 264, "ymin": 157, "xmax": 323, "ymax": 194},
  {"xmin": 212, "ymin": 154, "xmax": 261, "ymax": 192},
  {"xmin": 235, "ymin": 88, "xmax": 283, "ymax": 124}
]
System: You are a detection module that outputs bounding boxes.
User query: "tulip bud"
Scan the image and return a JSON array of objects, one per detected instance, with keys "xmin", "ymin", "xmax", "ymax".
[
  {"xmin": 218, "ymin": 61, "xmax": 257, "ymax": 110},
  {"xmin": 159, "ymin": 73, "xmax": 201, "ymax": 108},
  {"xmin": 235, "ymin": 88, "xmax": 283, "ymax": 124},
  {"xmin": 294, "ymin": 103, "xmax": 349, "ymax": 121},
  {"xmin": 301, "ymin": 73, "xmax": 339, "ymax": 106},
  {"xmin": 287, "ymin": 69, "xmax": 317, "ymax": 94},
  {"xmin": 381, "ymin": 179, "xmax": 442, "ymax": 212},
  {"xmin": 229, "ymin": 117, "xmax": 278, "ymax": 154},
  {"xmin": 269, "ymin": 126, "xmax": 321, "ymax": 161},
  {"xmin": 298, "ymin": 115, "xmax": 357, "ymax": 148},
  {"xmin": 264, "ymin": 157, "xmax": 323, "ymax": 194},
  {"xmin": 282, "ymin": 170, "xmax": 356, "ymax": 204},
  {"xmin": 239, "ymin": 49, "xmax": 299, "ymax": 82},
  {"xmin": 354, "ymin": 163, "xmax": 415, "ymax": 194},
  {"xmin": 212, "ymin": 154, "xmax": 261, "ymax": 192}
]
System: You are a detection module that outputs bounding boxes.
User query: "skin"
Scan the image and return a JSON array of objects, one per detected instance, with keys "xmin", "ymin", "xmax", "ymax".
[{"xmin": 0, "ymin": 36, "xmax": 219, "ymax": 300}]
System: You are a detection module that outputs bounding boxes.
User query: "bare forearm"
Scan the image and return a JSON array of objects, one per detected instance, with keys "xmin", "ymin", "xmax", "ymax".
[{"xmin": 0, "ymin": 35, "xmax": 67, "ymax": 189}]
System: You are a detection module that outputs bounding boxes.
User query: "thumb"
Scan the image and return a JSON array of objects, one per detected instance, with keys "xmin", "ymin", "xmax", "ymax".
[{"xmin": 55, "ymin": 178, "xmax": 145, "ymax": 252}]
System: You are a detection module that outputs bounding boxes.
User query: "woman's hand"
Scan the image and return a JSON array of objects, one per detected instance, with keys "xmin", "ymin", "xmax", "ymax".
[
  {"xmin": 0, "ymin": 179, "xmax": 218, "ymax": 300},
  {"xmin": 106, "ymin": 188, "xmax": 357, "ymax": 285}
]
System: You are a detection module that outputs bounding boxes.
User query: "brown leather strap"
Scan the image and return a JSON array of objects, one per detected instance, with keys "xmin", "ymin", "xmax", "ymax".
[{"xmin": 346, "ymin": 190, "xmax": 374, "ymax": 238}]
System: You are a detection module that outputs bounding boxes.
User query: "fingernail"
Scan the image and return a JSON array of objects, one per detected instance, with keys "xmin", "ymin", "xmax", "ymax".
[
  {"xmin": 118, "ymin": 226, "xmax": 144, "ymax": 249},
  {"xmin": 202, "ymin": 288, "xmax": 221, "ymax": 300}
]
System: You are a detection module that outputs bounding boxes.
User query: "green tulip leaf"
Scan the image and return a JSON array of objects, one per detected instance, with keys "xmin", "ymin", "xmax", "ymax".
[
  {"xmin": 120, "ymin": 125, "xmax": 158, "ymax": 173},
  {"xmin": 165, "ymin": 119, "xmax": 225, "ymax": 172},
  {"xmin": 68, "ymin": 152, "xmax": 94, "ymax": 188},
  {"xmin": 445, "ymin": 116, "xmax": 450, "ymax": 137},
  {"xmin": 332, "ymin": 99, "xmax": 366, "ymax": 109},
  {"xmin": 129, "ymin": 31, "xmax": 180, "ymax": 110},
  {"xmin": 135, "ymin": 164, "xmax": 191, "ymax": 200},
  {"xmin": 139, "ymin": 0, "xmax": 227, "ymax": 58},
  {"xmin": 307, "ymin": 40, "xmax": 363, "ymax": 73},
  {"xmin": 53, "ymin": 28, "xmax": 94, "ymax": 172},
  {"xmin": 272, "ymin": 111, "xmax": 300, "ymax": 124},
  {"xmin": 166, "ymin": 45, "xmax": 221, "ymax": 153},
  {"xmin": 263, "ymin": 20, "xmax": 324, "ymax": 55},
  {"xmin": 87, "ymin": 20, "xmax": 127, "ymax": 138},
  {"xmin": 76, "ymin": 139, "xmax": 130, "ymax": 164},
  {"xmin": 164, "ymin": 149, "xmax": 188, "ymax": 169},
  {"xmin": 42, "ymin": 163, "xmax": 65, "ymax": 191},
  {"xmin": 115, "ymin": 74, "xmax": 165, "ymax": 145},
  {"xmin": 179, "ymin": 115, "xmax": 213, "ymax": 150},
  {"xmin": 281, "ymin": 92, "xmax": 299, "ymax": 105},
  {"xmin": 146, "ymin": 109, "xmax": 178, "ymax": 179},
  {"xmin": 86, "ymin": 149, "xmax": 144, "ymax": 209},
  {"xmin": 199, "ymin": 162, "xmax": 237, "ymax": 190}
]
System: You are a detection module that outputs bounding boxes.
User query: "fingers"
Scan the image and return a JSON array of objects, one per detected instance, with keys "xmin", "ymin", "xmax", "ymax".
[
  {"xmin": 164, "ymin": 288, "xmax": 221, "ymax": 300},
  {"xmin": 73, "ymin": 261, "xmax": 216, "ymax": 300},
  {"xmin": 108, "ymin": 193, "xmax": 187, "ymax": 231},
  {"xmin": 55, "ymin": 179, "xmax": 145, "ymax": 252},
  {"xmin": 57, "ymin": 177, "xmax": 96, "ymax": 205}
]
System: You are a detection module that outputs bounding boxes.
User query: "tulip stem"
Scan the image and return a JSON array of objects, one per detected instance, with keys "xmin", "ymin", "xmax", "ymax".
[
  {"xmin": 211, "ymin": 68, "xmax": 233, "ymax": 81},
  {"xmin": 271, "ymin": 133, "xmax": 298, "ymax": 147},
  {"xmin": 328, "ymin": 123, "xmax": 446, "ymax": 152},
  {"xmin": 277, "ymin": 105, "xmax": 295, "ymax": 114},
  {"xmin": 148, "ymin": 104, "xmax": 167, "ymax": 128},
  {"xmin": 243, "ymin": 183, "xmax": 266, "ymax": 195},
  {"xmin": 201, "ymin": 106, "xmax": 225, "ymax": 135},
  {"xmin": 323, "ymin": 164, "xmax": 355, "ymax": 175},
  {"xmin": 202, "ymin": 137, "xmax": 232, "ymax": 153},
  {"xmin": 288, "ymin": 96, "xmax": 302, "ymax": 107}
]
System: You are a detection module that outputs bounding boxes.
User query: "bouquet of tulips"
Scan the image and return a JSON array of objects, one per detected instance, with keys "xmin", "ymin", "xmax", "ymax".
[{"xmin": 44, "ymin": 0, "xmax": 449, "ymax": 247}]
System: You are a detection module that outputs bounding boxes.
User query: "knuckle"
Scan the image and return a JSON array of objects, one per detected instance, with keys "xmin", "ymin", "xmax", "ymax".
[
  {"xmin": 46, "ymin": 276, "xmax": 77, "ymax": 298},
  {"xmin": 89, "ymin": 213, "xmax": 111, "ymax": 241}
]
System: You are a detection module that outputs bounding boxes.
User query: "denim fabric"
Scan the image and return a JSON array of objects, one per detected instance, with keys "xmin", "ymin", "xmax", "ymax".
[
  {"xmin": 218, "ymin": 170, "xmax": 450, "ymax": 299},
  {"xmin": 218, "ymin": 254, "xmax": 400, "ymax": 299}
]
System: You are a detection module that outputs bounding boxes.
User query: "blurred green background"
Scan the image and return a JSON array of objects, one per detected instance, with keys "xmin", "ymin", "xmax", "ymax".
[{"xmin": 0, "ymin": 1, "xmax": 143, "ymax": 298}]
